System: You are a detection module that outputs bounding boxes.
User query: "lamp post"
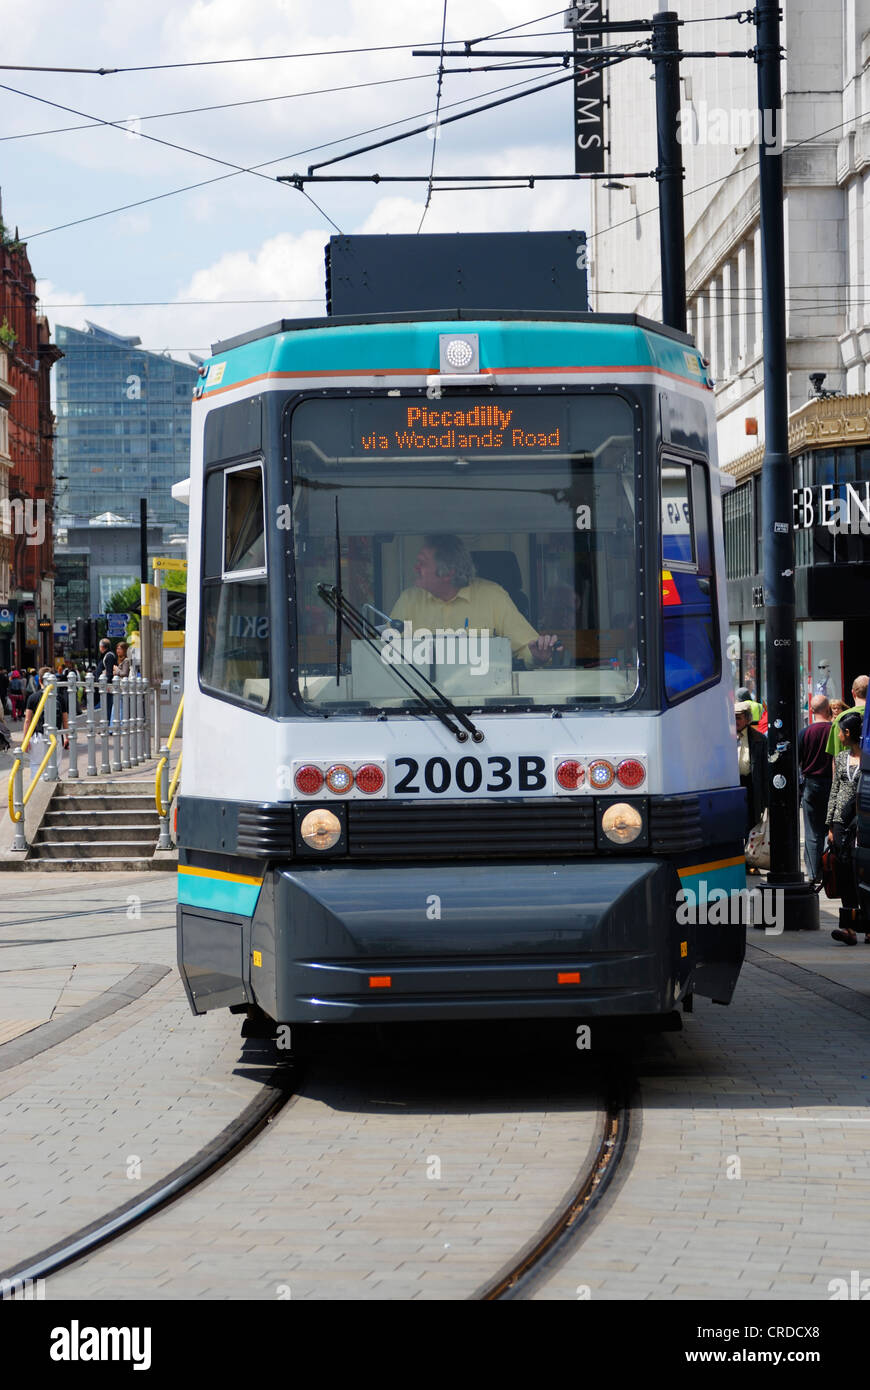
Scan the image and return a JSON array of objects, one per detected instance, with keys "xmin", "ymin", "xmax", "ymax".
[{"xmin": 755, "ymin": 0, "xmax": 818, "ymax": 929}]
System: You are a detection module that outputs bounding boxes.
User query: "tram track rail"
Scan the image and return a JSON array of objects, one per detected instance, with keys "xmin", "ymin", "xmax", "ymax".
[
  {"xmin": 2, "ymin": 1042, "xmax": 635, "ymax": 1301},
  {"xmin": 0, "ymin": 1057, "xmax": 296, "ymax": 1291},
  {"xmin": 475, "ymin": 1063, "xmax": 636, "ymax": 1301}
]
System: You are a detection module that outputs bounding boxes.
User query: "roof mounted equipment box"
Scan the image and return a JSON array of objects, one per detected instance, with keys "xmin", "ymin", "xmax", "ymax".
[{"xmin": 324, "ymin": 231, "xmax": 588, "ymax": 316}]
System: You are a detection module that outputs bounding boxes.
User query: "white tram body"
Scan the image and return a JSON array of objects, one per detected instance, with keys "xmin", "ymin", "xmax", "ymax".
[{"xmin": 176, "ymin": 309, "xmax": 746, "ymax": 1027}]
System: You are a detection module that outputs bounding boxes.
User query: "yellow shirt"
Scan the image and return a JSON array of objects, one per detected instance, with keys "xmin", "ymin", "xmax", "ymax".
[{"xmin": 391, "ymin": 579, "xmax": 539, "ymax": 664}]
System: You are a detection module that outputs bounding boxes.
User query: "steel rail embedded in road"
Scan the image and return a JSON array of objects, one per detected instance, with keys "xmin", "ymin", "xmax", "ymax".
[
  {"xmin": 0, "ymin": 1061, "xmax": 296, "ymax": 1289},
  {"xmin": 474, "ymin": 1066, "xmax": 634, "ymax": 1301}
]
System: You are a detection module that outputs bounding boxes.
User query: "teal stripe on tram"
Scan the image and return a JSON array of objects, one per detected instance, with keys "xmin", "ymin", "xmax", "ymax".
[
  {"xmin": 678, "ymin": 860, "xmax": 748, "ymax": 903},
  {"xmin": 178, "ymin": 871, "xmax": 262, "ymax": 917},
  {"xmin": 199, "ymin": 319, "xmax": 708, "ymax": 396}
]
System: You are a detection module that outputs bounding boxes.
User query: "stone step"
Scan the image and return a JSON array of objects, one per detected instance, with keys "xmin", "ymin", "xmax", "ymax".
[
  {"xmin": 35, "ymin": 824, "xmax": 161, "ymax": 844},
  {"xmin": 22, "ymin": 856, "xmax": 176, "ymax": 873},
  {"xmin": 57, "ymin": 782, "xmax": 155, "ymax": 794},
  {"xmin": 29, "ymin": 839, "xmax": 158, "ymax": 860},
  {"xmin": 44, "ymin": 810, "xmax": 159, "ymax": 827},
  {"xmin": 49, "ymin": 795, "xmax": 157, "ymax": 813}
]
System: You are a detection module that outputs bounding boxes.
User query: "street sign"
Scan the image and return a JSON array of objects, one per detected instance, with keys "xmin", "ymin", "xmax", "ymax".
[
  {"xmin": 571, "ymin": 3, "xmax": 606, "ymax": 175},
  {"xmin": 106, "ymin": 613, "xmax": 129, "ymax": 637},
  {"xmin": 54, "ymin": 622, "xmax": 70, "ymax": 635},
  {"xmin": 152, "ymin": 557, "xmax": 187, "ymax": 571}
]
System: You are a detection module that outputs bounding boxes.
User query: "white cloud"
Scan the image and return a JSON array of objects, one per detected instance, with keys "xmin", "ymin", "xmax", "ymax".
[{"xmin": 22, "ymin": 3, "xmax": 589, "ymax": 365}]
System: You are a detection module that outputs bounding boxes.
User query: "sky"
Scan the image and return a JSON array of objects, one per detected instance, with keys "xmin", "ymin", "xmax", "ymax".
[{"xmin": 0, "ymin": 1, "xmax": 590, "ymax": 363}]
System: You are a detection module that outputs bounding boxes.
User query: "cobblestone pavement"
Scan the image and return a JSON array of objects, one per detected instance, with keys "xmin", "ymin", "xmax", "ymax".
[
  {"xmin": 0, "ymin": 873, "xmax": 264, "ymax": 1271},
  {"xmin": 1, "ymin": 871, "xmax": 868, "ymax": 1301},
  {"xmin": 45, "ymin": 1047, "xmax": 608, "ymax": 1302},
  {"xmin": 531, "ymin": 957, "xmax": 870, "ymax": 1301}
]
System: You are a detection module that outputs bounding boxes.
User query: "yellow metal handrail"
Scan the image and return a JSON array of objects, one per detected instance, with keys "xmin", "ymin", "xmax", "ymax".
[
  {"xmin": 155, "ymin": 694, "xmax": 184, "ymax": 818},
  {"xmin": 7, "ymin": 682, "xmax": 57, "ymax": 824}
]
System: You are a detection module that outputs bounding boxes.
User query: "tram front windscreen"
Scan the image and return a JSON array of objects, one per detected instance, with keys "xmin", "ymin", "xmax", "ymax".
[{"xmin": 288, "ymin": 393, "xmax": 641, "ymax": 710}]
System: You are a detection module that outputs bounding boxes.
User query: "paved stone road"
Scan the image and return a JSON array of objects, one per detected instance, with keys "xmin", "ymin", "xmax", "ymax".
[
  {"xmin": 44, "ymin": 1045, "xmax": 606, "ymax": 1302},
  {"xmin": 1, "ymin": 871, "xmax": 868, "ymax": 1301},
  {"xmin": 531, "ymin": 954, "xmax": 870, "ymax": 1301}
]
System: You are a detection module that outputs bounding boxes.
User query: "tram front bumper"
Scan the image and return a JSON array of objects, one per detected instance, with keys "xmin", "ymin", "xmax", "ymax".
[{"xmin": 249, "ymin": 860, "xmax": 742, "ymax": 1023}]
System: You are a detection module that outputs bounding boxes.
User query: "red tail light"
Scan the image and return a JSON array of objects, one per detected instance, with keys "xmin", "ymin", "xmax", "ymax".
[
  {"xmin": 294, "ymin": 765, "xmax": 324, "ymax": 795},
  {"xmin": 616, "ymin": 758, "xmax": 646, "ymax": 789},
  {"xmin": 556, "ymin": 759, "xmax": 585, "ymax": 791},
  {"xmin": 355, "ymin": 763, "xmax": 385, "ymax": 794}
]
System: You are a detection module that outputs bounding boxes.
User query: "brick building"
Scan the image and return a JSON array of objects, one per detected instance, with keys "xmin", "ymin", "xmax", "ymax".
[{"xmin": 0, "ymin": 193, "xmax": 62, "ymax": 666}]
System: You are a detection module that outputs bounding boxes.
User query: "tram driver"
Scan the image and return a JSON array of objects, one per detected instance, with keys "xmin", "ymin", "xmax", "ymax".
[{"xmin": 390, "ymin": 534, "xmax": 559, "ymax": 666}]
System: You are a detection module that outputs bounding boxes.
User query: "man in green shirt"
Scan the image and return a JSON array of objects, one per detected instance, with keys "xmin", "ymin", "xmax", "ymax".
[
  {"xmin": 391, "ymin": 534, "xmax": 559, "ymax": 666},
  {"xmin": 824, "ymin": 674, "xmax": 867, "ymax": 755}
]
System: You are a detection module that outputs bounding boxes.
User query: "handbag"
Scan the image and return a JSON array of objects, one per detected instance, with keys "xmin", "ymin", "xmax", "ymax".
[
  {"xmin": 746, "ymin": 810, "xmax": 770, "ymax": 871},
  {"xmin": 820, "ymin": 845, "xmax": 840, "ymax": 899}
]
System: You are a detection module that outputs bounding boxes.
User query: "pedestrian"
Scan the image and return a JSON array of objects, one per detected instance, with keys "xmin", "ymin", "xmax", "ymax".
[
  {"xmin": 114, "ymin": 640, "xmax": 131, "ymax": 726},
  {"xmin": 736, "ymin": 700, "xmax": 768, "ymax": 841},
  {"xmin": 0, "ymin": 672, "xmax": 10, "ymax": 750},
  {"xmin": 22, "ymin": 666, "xmax": 68, "ymax": 782},
  {"xmin": 830, "ymin": 697, "xmax": 847, "ymax": 719},
  {"xmin": 25, "ymin": 668, "xmax": 36, "ymax": 696},
  {"xmin": 8, "ymin": 669, "xmax": 24, "ymax": 720},
  {"xmin": 825, "ymin": 675, "xmax": 868, "ymax": 756},
  {"xmin": 827, "ymin": 710, "xmax": 867, "ymax": 944},
  {"xmin": 798, "ymin": 694, "xmax": 833, "ymax": 882},
  {"xmin": 95, "ymin": 637, "xmax": 117, "ymax": 725}
]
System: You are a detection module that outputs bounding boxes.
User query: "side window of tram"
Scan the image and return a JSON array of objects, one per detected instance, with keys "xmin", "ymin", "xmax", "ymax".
[
  {"xmin": 661, "ymin": 460, "xmax": 718, "ymax": 700},
  {"xmin": 200, "ymin": 465, "xmax": 270, "ymax": 707}
]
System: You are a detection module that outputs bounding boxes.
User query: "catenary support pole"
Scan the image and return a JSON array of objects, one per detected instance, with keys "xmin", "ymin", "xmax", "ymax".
[
  {"xmin": 651, "ymin": 10, "xmax": 687, "ymax": 332},
  {"xmin": 140, "ymin": 498, "xmax": 148, "ymax": 585},
  {"xmin": 755, "ymin": 0, "xmax": 818, "ymax": 929}
]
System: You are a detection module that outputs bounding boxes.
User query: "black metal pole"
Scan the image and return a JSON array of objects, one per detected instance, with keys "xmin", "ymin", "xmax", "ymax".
[
  {"xmin": 140, "ymin": 498, "xmax": 148, "ymax": 584},
  {"xmin": 755, "ymin": 0, "xmax": 818, "ymax": 929},
  {"xmin": 651, "ymin": 10, "xmax": 686, "ymax": 332}
]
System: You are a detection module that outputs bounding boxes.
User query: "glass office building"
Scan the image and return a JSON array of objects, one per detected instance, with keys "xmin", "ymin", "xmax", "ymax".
[{"xmin": 54, "ymin": 322, "xmax": 198, "ymax": 542}]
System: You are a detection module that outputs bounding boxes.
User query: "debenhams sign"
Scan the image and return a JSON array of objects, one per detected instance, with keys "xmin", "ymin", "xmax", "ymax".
[{"xmin": 793, "ymin": 482, "xmax": 870, "ymax": 533}]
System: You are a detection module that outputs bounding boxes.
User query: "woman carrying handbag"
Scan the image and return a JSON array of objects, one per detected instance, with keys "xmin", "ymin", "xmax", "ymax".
[{"xmin": 826, "ymin": 710, "xmax": 867, "ymax": 944}]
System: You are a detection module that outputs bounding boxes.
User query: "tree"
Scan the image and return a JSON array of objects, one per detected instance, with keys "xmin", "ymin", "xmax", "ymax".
[{"xmin": 105, "ymin": 582, "xmax": 141, "ymax": 632}]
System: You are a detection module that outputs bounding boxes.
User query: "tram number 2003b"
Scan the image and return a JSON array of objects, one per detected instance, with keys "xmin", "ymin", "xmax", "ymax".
[{"xmin": 393, "ymin": 754, "xmax": 548, "ymax": 795}]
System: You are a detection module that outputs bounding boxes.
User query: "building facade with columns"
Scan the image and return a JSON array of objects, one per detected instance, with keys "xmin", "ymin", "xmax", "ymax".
[{"xmin": 589, "ymin": 0, "xmax": 870, "ymax": 709}]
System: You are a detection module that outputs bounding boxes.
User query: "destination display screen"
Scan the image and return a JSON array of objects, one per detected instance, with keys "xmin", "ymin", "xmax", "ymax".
[{"xmin": 360, "ymin": 403, "xmax": 562, "ymax": 453}]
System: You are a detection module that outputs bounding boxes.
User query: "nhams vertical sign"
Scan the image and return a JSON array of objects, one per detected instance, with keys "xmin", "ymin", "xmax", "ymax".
[{"xmin": 569, "ymin": 2, "xmax": 606, "ymax": 174}]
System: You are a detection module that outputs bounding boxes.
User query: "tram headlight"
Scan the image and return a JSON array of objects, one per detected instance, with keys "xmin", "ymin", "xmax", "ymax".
[
  {"xmin": 300, "ymin": 808, "xmax": 343, "ymax": 851},
  {"xmin": 599, "ymin": 801, "xmax": 646, "ymax": 847}
]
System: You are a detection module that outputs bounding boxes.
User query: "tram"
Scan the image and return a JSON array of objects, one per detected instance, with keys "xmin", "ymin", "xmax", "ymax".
[{"xmin": 176, "ymin": 252, "xmax": 746, "ymax": 1032}]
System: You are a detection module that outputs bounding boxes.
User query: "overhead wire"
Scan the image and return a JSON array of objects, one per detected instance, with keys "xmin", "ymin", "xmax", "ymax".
[
  {"xmin": 0, "ymin": 71, "xmax": 442, "ymax": 144},
  {"xmin": 416, "ymin": 0, "xmax": 450, "ymax": 234},
  {"xmin": 19, "ymin": 61, "xmax": 560, "ymax": 240},
  {"xmin": 0, "ymin": 19, "xmax": 591, "ymax": 76}
]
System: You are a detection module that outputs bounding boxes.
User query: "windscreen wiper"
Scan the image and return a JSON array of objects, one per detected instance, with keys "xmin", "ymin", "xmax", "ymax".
[{"xmin": 317, "ymin": 583, "xmax": 484, "ymax": 744}]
